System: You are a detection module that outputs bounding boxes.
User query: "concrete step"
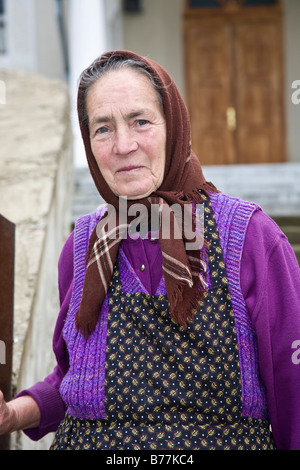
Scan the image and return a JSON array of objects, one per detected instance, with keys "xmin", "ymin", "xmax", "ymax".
[
  {"xmin": 280, "ymin": 226, "xmax": 300, "ymax": 245},
  {"xmin": 203, "ymin": 162, "xmax": 300, "ymax": 217},
  {"xmin": 72, "ymin": 165, "xmax": 300, "ymax": 264},
  {"xmin": 73, "ymin": 167, "xmax": 104, "ymax": 221},
  {"xmin": 291, "ymin": 245, "xmax": 300, "ymax": 264},
  {"xmin": 273, "ymin": 223, "xmax": 300, "ymax": 245},
  {"xmin": 272, "ymin": 216, "xmax": 300, "ymax": 264},
  {"xmin": 73, "ymin": 163, "xmax": 300, "ymax": 219}
]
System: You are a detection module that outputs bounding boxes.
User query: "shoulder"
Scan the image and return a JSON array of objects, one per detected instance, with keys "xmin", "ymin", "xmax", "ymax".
[
  {"xmin": 208, "ymin": 192, "xmax": 261, "ymax": 259},
  {"xmin": 242, "ymin": 209, "xmax": 296, "ymax": 286},
  {"xmin": 209, "ymin": 192, "xmax": 259, "ymax": 221},
  {"xmin": 74, "ymin": 204, "xmax": 108, "ymax": 232},
  {"xmin": 58, "ymin": 205, "xmax": 108, "ymax": 288},
  {"xmin": 245, "ymin": 209, "xmax": 288, "ymax": 253},
  {"xmin": 58, "ymin": 231, "xmax": 74, "ymax": 303},
  {"xmin": 209, "ymin": 192, "xmax": 287, "ymax": 251},
  {"xmin": 240, "ymin": 208, "xmax": 296, "ymax": 317},
  {"xmin": 58, "ymin": 231, "xmax": 74, "ymax": 276},
  {"xmin": 71, "ymin": 204, "xmax": 108, "ymax": 246}
]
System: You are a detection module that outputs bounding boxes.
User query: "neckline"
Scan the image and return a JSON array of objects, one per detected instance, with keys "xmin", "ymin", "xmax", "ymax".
[{"xmin": 118, "ymin": 247, "xmax": 167, "ymax": 296}]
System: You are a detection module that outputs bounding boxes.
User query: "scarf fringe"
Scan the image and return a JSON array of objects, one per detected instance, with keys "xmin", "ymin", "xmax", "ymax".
[
  {"xmin": 168, "ymin": 273, "xmax": 206, "ymax": 330},
  {"xmin": 75, "ymin": 311, "xmax": 98, "ymax": 340}
]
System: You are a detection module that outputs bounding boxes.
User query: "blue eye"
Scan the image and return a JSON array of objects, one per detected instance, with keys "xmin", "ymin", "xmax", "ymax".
[
  {"xmin": 137, "ymin": 120, "xmax": 149, "ymax": 126},
  {"xmin": 97, "ymin": 127, "xmax": 109, "ymax": 134}
]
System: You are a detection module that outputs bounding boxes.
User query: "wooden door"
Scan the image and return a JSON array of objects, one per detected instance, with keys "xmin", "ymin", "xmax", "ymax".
[{"xmin": 184, "ymin": 0, "xmax": 286, "ymax": 165}]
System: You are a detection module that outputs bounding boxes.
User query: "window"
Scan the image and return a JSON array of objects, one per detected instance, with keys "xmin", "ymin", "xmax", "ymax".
[
  {"xmin": 187, "ymin": 0, "xmax": 277, "ymax": 7},
  {"xmin": 0, "ymin": 0, "xmax": 6, "ymax": 54},
  {"xmin": 123, "ymin": 0, "xmax": 142, "ymax": 13},
  {"xmin": 188, "ymin": 0, "xmax": 221, "ymax": 7},
  {"xmin": 243, "ymin": 0, "xmax": 276, "ymax": 5}
]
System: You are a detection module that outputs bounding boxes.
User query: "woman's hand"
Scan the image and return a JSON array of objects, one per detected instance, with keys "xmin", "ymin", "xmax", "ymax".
[
  {"xmin": 0, "ymin": 390, "xmax": 17, "ymax": 435},
  {"xmin": 0, "ymin": 390, "xmax": 41, "ymax": 435}
]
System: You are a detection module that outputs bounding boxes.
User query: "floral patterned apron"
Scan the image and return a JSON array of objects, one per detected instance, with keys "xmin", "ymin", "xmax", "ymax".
[{"xmin": 51, "ymin": 197, "xmax": 275, "ymax": 450}]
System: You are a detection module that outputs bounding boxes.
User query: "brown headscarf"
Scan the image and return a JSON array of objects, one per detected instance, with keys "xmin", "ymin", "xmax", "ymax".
[{"xmin": 75, "ymin": 50, "xmax": 218, "ymax": 338}]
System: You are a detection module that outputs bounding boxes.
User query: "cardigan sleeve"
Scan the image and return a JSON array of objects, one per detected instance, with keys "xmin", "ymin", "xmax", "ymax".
[
  {"xmin": 16, "ymin": 232, "xmax": 74, "ymax": 441},
  {"xmin": 240, "ymin": 210, "xmax": 300, "ymax": 450}
]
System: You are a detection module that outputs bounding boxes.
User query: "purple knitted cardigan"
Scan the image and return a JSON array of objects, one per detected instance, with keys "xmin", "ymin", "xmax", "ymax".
[{"xmin": 59, "ymin": 193, "xmax": 268, "ymax": 420}]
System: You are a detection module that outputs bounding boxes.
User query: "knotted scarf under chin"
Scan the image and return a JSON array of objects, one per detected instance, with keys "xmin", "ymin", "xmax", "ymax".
[{"xmin": 75, "ymin": 186, "xmax": 215, "ymax": 339}]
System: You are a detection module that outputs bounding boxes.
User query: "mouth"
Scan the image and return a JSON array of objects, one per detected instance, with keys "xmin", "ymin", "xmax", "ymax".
[{"xmin": 117, "ymin": 165, "xmax": 144, "ymax": 173}]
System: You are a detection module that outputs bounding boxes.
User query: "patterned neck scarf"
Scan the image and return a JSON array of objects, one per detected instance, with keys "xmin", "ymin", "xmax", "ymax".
[{"xmin": 75, "ymin": 50, "xmax": 218, "ymax": 338}]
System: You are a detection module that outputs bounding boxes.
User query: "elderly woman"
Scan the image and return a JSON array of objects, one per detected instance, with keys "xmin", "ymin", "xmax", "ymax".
[{"xmin": 0, "ymin": 50, "xmax": 300, "ymax": 451}]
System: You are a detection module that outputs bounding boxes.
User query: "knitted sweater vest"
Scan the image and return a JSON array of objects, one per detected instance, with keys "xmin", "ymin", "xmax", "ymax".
[{"xmin": 60, "ymin": 193, "xmax": 268, "ymax": 420}]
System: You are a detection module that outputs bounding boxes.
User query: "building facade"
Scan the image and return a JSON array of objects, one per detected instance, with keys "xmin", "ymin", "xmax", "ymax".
[{"xmin": 0, "ymin": 0, "xmax": 299, "ymax": 166}]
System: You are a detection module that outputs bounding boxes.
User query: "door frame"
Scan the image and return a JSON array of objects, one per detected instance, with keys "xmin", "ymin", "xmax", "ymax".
[{"xmin": 183, "ymin": 0, "xmax": 286, "ymax": 165}]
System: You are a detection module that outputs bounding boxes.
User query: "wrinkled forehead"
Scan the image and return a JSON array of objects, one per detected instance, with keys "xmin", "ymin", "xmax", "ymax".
[
  {"xmin": 86, "ymin": 66, "xmax": 164, "ymax": 119},
  {"xmin": 78, "ymin": 52, "xmax": 169, "ymax": 124}
]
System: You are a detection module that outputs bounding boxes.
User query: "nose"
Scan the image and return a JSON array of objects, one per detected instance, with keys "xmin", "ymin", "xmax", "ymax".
[{"xmin": 113, "ymin": 126, "xmax": 138, "ymax": 155}]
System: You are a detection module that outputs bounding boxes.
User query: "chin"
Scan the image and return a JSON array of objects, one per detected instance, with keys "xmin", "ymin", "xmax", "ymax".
[
  {"xmin": 117, "ymin": 185, "xmax": 154, "ymax": 200},
  {"xmin": 125, "ymin": 192, "xmax": 151, "ymax": 200}
]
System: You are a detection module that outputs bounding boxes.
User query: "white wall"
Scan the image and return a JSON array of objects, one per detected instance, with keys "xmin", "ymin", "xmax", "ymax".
[
  {"xmin": 104, "ymin": 0, "xmax": 124, "ymax": 51},
  {"xmin": 35, "ymin": 0, "xmax": 65, "ymax": 79},
  {"xmin": 0, "ymin": 0, "xmax": 65, "ymax": 78},
  {"xmin": 123, "ymin": 0, "xmax": 185, "ymax": 96},
  {"xmin": 0, "ymin": 0, "xmax": 37, "ymax": 71},
  {"xmin": 68, "ymin": 0, "xmax": 108, "ymax": 167}
]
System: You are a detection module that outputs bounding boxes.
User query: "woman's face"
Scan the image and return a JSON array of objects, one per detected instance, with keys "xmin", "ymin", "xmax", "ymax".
[{"xmin": 86, "ymin": 68, "xmax": 167, "ymax": 200}]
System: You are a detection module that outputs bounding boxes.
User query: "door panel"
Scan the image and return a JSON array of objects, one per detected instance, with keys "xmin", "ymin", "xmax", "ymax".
[
  {"xmin": 184, "ymin": 5, "xmax": 285, "ymax": 165},
  {"xmin": 186, "ymin": 20, "xmax": 236, "ymax": 165},
  {"xmin": 234, "ymin": 21, "xmax": 285, "ymax": 163}
]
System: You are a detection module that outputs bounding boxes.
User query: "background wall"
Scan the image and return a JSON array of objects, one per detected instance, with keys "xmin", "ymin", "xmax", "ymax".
[
  {"xmin": 123, "ymin": 0, "xmax": 185, "ymax": 96},
  {"xmin": 0, "ymin": 69, "xmax": 73, "ymax": 450}
]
